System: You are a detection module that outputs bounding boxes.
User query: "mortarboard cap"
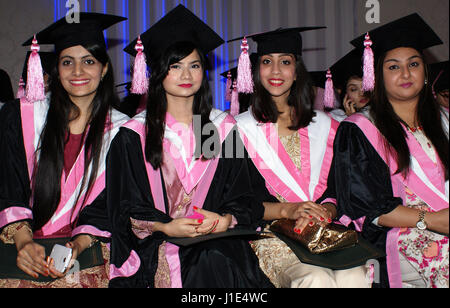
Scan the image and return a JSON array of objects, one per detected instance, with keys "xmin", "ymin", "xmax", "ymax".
[
  {"xmin": 351, "ymin": 13, "xmax": 443, "ymax": 58},
  {"xmin": 124, "ymin": 5, "xmax": 224, "ymax": 62},
  {"xmin": 228, "ymin": 27, "xmax": 326, "ymax": 56},
  {"xmin": 329, "ymin": 49, "xmax": 364, "ymax": 91},
  {"xmin": 22, "ymin": 12, "xmax": 127, "ymax": 53}
]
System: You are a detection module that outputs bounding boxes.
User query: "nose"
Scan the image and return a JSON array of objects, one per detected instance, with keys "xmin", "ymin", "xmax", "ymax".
[
  {"xmin": 271, "ymin": 62, "xmax": 281, "ymax": 75},
  {"xmin": 72, "ymin": 61, "xmax": 83, "ymax": 76},
  {"xmin": 400, "ymin": 65, "xmax": 411, "ymax": 79},
  {"xmin": 181, "ymin": 67, "xmax": 192, "ymax": 80}
]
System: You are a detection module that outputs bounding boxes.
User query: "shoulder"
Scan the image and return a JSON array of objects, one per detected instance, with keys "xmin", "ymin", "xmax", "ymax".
[
  {"xmin": 122, "ymin": 110, "xmax": 147, "ymax": 137},
  {"xmin": 210, "ymin": 108, "xmax": 236, "ymax": 126}
]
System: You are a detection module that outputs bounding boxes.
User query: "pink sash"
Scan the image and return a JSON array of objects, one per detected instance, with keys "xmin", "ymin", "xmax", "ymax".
[
  {"xmin": 19, "ymin": 97, "xmax": 128, "ymax": 238},
  {"xmin": 345, "ymin": 113, "xmax": 449, "ymax": 288},
  {"xmin": 236, "ymin": 110, "xmax": 338, "ymax": 203},
  {"xmin": 124, "ymin": 110, "xmax": 232, "ymax": 288}
]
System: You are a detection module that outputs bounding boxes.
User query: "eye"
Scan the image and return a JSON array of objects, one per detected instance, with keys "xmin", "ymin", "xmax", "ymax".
[
  {"xmin": 61, "ymin": 59, "xmax": 72, "ymax": 66},
  {"xmin": 84, "ymin": 59, "xmax": 96, "ymax": 65},
  {"xmin": 261, "ymin": 58, "xmax": 271, "ymax": 65},
  {"xmin": 281, "ymin": 59, "xmax": 292, "ymax": 65},
  {"xmin": 409, "ymin": 61, "xmax": 420, "ymax": 68},
  {"xmin": 388, "ymin": 64, "xmax": 399, "ymax": 71},
  {"xmin": 169, "ymin": 64, "xmax": 181, "ymax": 70},
  {"xmin": 191, "ymin": 63, "xmax": 201, "ymax": 69}
]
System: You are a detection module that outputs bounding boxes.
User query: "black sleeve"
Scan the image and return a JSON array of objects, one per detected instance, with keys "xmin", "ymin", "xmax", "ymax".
[
  {"xmin": 0, "ymin": 100, "xmax": 33, "ymax": 232},
  {"xmin": 202, "ymin": 128, "xmax": 267, "ymax": 228},
  {"xmin": 106, "ymin": 127, "xmax": 171, "ymax": 288},
  {"xmin": 331, "ymin": 122, "xmax": 403, "ymax": 226},
  {"xmin": 75, "ymin": 189, "xmax": 110, "ymax": 242}
]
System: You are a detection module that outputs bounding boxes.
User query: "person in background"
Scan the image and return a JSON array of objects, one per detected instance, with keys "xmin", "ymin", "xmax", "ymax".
[
  {"xmin": 429, "ymin": 61, "xmax": 449, "ymax": 110},
  {"xmin": 0, "ymin": 69, "xmax": 14, "ymax": 106}
]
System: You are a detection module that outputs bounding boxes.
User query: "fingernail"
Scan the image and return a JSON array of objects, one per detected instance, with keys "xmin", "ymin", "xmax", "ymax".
[
  {"xmin": 309, "ymin": 221, "xmax": 314, "ymax": 227},
  {"xmin": 198, "ymin": 219, "xmax": 203, "ymax": 224},
  {"xmin": 193, "ymin": 206, "xmax": 198, "ymax": 210},
  {"xmin": 327, "ymin": 218, "xmax": 332, "ymax": 223},
  {"xmin": 320, "ymin": 217, "xmax": 325, "ymax": 222},
  {"xmin": 308, "ymin": 215, "xmax": 313, "ymax": 219}
]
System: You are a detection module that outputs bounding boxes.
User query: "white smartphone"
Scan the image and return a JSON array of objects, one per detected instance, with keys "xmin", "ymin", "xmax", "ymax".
[{"xmin": 49, "ymin": 244, "xmax": 73, "ymax": 273}]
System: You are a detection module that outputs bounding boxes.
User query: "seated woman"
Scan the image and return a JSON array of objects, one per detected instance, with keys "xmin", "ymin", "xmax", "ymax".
[
  {"xmin": 322, "ymin": 13, "xmax": 449, "ymax": 288},
  {"xmin": 107, "ymin": 5, "xmax": 273, "ymax": 288},
  {"xmin": 0, "ymin": 13, "xmax": 129, "ymax": 287},
  {"xmin": 231, "ymin": 27, "xmax": 370, "ymax": 288}
]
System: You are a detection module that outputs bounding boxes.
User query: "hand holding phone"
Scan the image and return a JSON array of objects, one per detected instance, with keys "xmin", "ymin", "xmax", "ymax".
[{"xmin": 49, "ymin": 244, "xmax": 72, "ymax": 273}]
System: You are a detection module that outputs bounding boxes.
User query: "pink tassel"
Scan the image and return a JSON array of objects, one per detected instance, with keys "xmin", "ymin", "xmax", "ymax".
[
  {"xmin": 16, "ymin": 77, "xmax": 26, "ymax": 99},
  {"xmin": 225, "ymin": 71, "xmax": 232, "ymax": 102},
  {"xmin": 131, "ymin": 36, "xmax": 149, "ymax": 95},
  {"xmin": 230, "ymin": 81, "xmax": 240, "ymax": 116},
  {"xmin": 324, "ymin": 70, "xmax": 334, "ymax": 109},
  {"xmin": 237, "ymin": 37, "xmax": 254, "ymax": 94},
  {"xmin": 362, "ymin": 33, "xmax": 375, "ymax": 92},
  {"xmin": 25, "ymin": 36, "xmax": 45, "ymax": 103}
]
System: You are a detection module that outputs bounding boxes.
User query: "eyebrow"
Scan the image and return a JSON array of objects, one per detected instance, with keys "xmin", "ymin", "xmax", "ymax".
[
  {"xmin": 59, "ymin": 55, "xmax": 93, "ymax": 60},
  {"xmin": 384, "ymin": 55, "xmax": 422, "ymax": 63}
]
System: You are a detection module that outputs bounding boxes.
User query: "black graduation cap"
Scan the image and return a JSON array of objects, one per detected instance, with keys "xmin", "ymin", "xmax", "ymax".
[
  {"xmin": 227, "ymin": 27, "xmax": 326, "ymax": 56},
  {"xmin": 350, "ymin": 13, "xmax": 443, "ymax": 58},
  {"xmin": 329, "ymin": 49, "xmax": 364, "ymax": 91},
  {"xmin": 22, "ymin": 51, "xmax": 56, "ymax": 82},
  {"xmin": 124, "ymin": 4, "xmax": 224, "ymax": 62},
  {"xmin": 22, "ymin": 12, "xmax": 127, "ymax": 53},
  {"xmin": 309, "ymin": 71, "xmax": 327, "ymax": 89},
  {"xmin": 429, "ymin": 61, "xmax": 449, "ymax": 93}
]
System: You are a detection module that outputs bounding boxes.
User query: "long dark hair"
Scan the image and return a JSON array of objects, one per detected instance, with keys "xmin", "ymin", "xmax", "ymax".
[
  {"xmin": 145, "ymin": 41, "xmax": 218, "ymax": 169},
  {"xmin": 251, "ymin": 54, "xmax": 316, "ymax": 130},
  {"xmin": 32, "ymin": 44, "xmax": 119, "ymax": 231},
  {"xmin": 370, "ymin": 50, "xmax": 449, "ymax": 179}
]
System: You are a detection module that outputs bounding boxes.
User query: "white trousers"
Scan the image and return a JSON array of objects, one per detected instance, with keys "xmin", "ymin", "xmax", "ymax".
[{"xmin": 279, "ymin": 261, "xmax": 371, "ymax": 288}]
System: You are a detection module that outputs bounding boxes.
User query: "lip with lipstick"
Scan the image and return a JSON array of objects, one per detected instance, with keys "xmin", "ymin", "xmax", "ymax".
[
  {"xmin": 268, "ymin": 79, "xmax": 284, "ymax": 87},
  {"xmin": 400, "ymin": 82, "xmax": 413, "ymax": 89},
  {"xmin": 360, "ymin": 98, "xmax": 369, "ymax": 104},
  {"xmin": 70, "ymin": 79, "xmax": 90, "ymax": 87},
  {"xmin": 178, "ymin": 84, "xmax": 193, "ymax": 88}
]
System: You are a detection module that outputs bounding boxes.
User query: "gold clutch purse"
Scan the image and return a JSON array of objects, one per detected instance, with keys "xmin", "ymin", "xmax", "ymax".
[{"xmin": 270, "ymin": 219, "xmax": 358, "ymax": 254}]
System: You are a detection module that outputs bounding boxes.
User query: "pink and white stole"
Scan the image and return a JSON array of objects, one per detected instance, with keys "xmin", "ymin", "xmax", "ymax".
[
  {"xmin": 18, "ymin": 96, "xmax": 129, "ymax": 239},
  {"xmin": 121, "ymin": 109, "xmax": 235, "ymax": 287},
  {"xmin": 235, "ymin": 110, "xmax": 339, "ymax": 203},
  {"xmin": 344, "ymin": 113, "xmax": 449, "ymax": 288}
]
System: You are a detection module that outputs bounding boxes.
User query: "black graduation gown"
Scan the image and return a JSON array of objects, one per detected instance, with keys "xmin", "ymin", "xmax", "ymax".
[
  {"xmin": 0, "ymin": 100, "xmax": 112, "ymax": 241},
  {"xmin": 106, "ymin": 126, "xmax": 273, "ymax": 288},
  {"xmin": 317, "ymin": 122, "xmax": 403, "ymax": 288}
]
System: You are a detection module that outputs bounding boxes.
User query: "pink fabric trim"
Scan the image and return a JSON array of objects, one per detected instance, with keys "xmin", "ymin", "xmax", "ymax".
[
  {"xmin": 19, "ymin": 98, "xmax": 36, "ymax": 182},
  {"xmin": 0, "ymin": 207, "xmax": 33, "ymax": 229},
  {"xmin": 313, "ymin": 119, "xmax": 339, "ymax": 200},
  {"xmin": 344, "ymin": 114, "xmax": 448, "ymax": 288},
  {"xmin": 386, "ymin": 228, "xmax": 403, "ymax": 288},
  {"xmin": 125, "ymin": 114, "xmax": 224, "ymax": 288},
  {"xmin": 165, "ymin": 243, "xmax": 182, "ymax": 288},
  {"xmin": 71, "ymin": 225, "xmax": 111, "ymax": 239},
  {"xmin": 404, "ymin": 128, "xmax": 445, "ymax": 194},
  {"xmin": 338, "ymin": 215, "xmax": 366, "ymax": 232},
  {"xmin": 321, "ymin": 198, "xmax": 337, "ymax": 206},
  {"xmin": 109, "ymin": 250, "xmax": 141, "ymax": 280}
]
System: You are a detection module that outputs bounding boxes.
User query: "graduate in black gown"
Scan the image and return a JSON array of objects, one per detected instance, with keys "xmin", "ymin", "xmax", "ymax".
[
  {"xmin": 108, "ymin": 5, "xmax": 273, "ymax": 288},
  {"xmin": 0, "ymin": 13, "xmax": 129, "ymax": 287},
  {"xmin": 319, "ymin": 13, "xmax": 449, "ymax": 288}
]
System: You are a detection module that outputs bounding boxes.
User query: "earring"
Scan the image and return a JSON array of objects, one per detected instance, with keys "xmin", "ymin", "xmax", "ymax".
[{"xmin": 425, "ymin": 79, "xmax": 428, "ymax": 85}]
